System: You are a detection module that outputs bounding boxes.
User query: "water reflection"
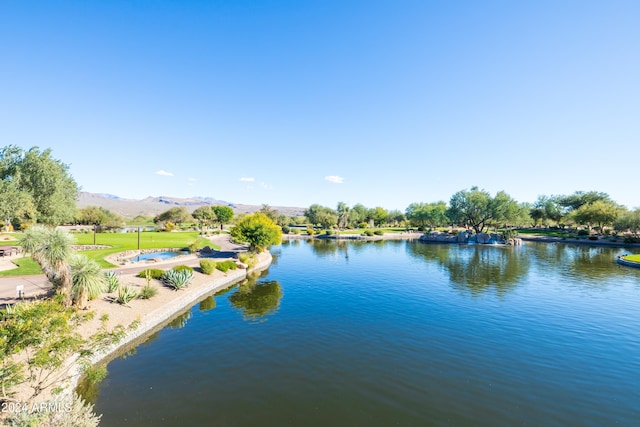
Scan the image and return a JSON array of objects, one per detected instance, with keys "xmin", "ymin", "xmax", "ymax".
[
  {"xmin": 199, "ymin": 296, "xmax": 216, "ymax": 311},
  {"xmin": 166, "ymin": 310, "xmax": 192, "ymax": 329},
  {"xmin": 408, "ymin": 243, "xmax": 530, "ymax": 296},
  {"xmin": 229, "ymin": 279, "xmax": 283, "ymax": 322}
]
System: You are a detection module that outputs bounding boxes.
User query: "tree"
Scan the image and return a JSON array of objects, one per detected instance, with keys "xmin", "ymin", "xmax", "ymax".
[
  {"xmin": 69, "ymin": 254, "xmax": 107, "ymax": 309},
  {"xmin": 0, "ymin": 177, "xmax": 36, "ymax": 229},
  {"xmin": 448, "ymin": 187, "xmax": 493, "ymax": 234},
  {"xmin": 230, "ymin": 213, "xmax": 282, "ymax": 252},
  {"xmin": 387, "ymin": 210, "xmax": 406, "ymax": 226},
  {"xmin": 19, "ymin": 225, "xmax": 75, "ymax": 307},
  {"xmin": 228, "ymin": 280, "xmax": 282, "ymax": 321},
  {"xmin": 192, "ymin": 206, "xmax": 216, "ymax": 231},
  {"xmin": 77, "ymin": 206, "xmax": 124, "ymax": 230},
  {"xmin": 406, "ymin": 202, "xmax": 448, "ymax": 229},
  {"xmin": 348, "ymin": 204, "xmax": 368, "ymax": 228},
  {"xmin": 368, "ymin": 207, "xmax": 389, "ymax": 227},
  {"xmin": 614, "ymin": 208, "xmax": 640, "ymax": 237},
  {"xmin": 336, "ymin": 202, "xmax": 350, "ymax": 229},
  {"xmin": 259, "ymin": 204, "xmax": 278, "ymax": 222},
  {"xmin": 304, "ymin": 204, "xmax": 337, "ymax": 229},
  {"xmin": 572, "ymin": 200, "xmax": 620, "ymax": 232},
  {"xmin": 154, "ymin": 207, "xmax": 193, "ymax": 225},
  {"xmin": 490, "ymin": 191, "xmax": 521, "ymax": 229},
  {"xmin": 211, "ymin": 205, "xmax": 234, "ymax": 230},
  {"xmin": 0, "ymin": 145, "xmax": 79, "ymax": 225},
  {"xmin": 559, "ymin": 191, "xmax": 611, "ymax": 212}
]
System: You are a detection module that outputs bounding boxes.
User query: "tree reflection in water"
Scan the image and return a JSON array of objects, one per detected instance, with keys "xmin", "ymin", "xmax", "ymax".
[
  {"xmin": 229, "ymin": 277, "xmax": 283, "ymax": 322},
  {"xmin": 199, "ymin": 295, "xmax": 216, "ymax": 311},
  {"xmin": 407, "ymin": 242, "xmax": 530, "ymax": 296}
]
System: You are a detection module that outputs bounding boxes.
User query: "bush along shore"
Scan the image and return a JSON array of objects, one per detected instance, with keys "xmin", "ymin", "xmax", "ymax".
[{"xmin": 0, "ymin": 250, "xmax": 272, "ymax": 425}]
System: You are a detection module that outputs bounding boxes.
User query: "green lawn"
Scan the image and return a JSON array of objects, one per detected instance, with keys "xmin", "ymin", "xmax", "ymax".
[
  {"xmin": 0, "ymin": 231, "xmax": 218, "ymax": 275},
  {"xmin": 516, "ymin": 229, "xmax": 574, "ymax": 238}
]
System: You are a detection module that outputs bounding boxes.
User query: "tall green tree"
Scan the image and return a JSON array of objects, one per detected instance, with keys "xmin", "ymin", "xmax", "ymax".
[
  {"xmin": 406, "ymin": 202, "xmax": 448, "ymax": 229},
  {"xmin": 448, "ymin": 187, "xmax": 494, "ymax": 234},
  {"xmin": 192, "ymin": 206, "xmax": 216, "ymax": 231},
  {"xmin": 0, "ymin": 145, "xmax": 79, "ymax": 225},
  {"xmin": 230, "ymin": 213, "xmax": 282, "ymax": 252},
  {"xmin": 211, "ymin": 205, "xmax": 234, "ymax": 230},
  {"xmin": 614, "ymin": 208, "xmax": 640, "ymax": 237},
  {"xmin": 305, "ymin": 204, "xmax": 338, "ymax": 229},
  {"xmin": 154, "ymin": 207, "xmax": 193, "ymax": 225},
  {"xmin": 572, "ymin": 200, "xmax": 620, "ymax": 232}
]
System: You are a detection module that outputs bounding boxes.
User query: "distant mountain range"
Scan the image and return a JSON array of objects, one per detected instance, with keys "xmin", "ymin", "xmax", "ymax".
[{"xmin": 77, "ymin": 192, "xmax": 305, "ymax": 218}]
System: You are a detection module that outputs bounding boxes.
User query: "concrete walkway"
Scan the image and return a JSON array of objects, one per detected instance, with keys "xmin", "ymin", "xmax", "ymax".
[{"xmin": 0, "ymin": 234, "xmax": 247, "ymax": 308}]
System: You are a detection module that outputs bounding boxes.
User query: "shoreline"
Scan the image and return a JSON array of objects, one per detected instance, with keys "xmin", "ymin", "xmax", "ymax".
[{"xmin": 64, "ymin": 250, "xmax": 272, "ymax": 400}]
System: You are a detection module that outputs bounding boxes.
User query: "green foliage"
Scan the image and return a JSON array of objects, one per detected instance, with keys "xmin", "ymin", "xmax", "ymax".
[
  {"xmin": 162, "ymin": 269, "xmax": 193, "ymax": 290},
  {"xmin": 76, "ymin": 206, "xmax": 124, "ymax": 230},
  {"xmin": 199, "ymin": 259, "xmax": 216, "ymax": 275},
  {"xmin": 362, "ymin": 230, "xmax": 374, "ymax": 236},
  {"xmin": 238, "ymin": 253, "xmax": 256, "ymax": 268},
  {"xmin": 0, "ymin": 145, "xmax": 79, "ymax": 226},
  {"xmin": 501, "ymin": 229, "xmax": 517, "ymax": 240},
  {"xmin": 69, "ymin": 254, "xmax": 107, "ymax": 308},
  {"xmin": 138, "ymin": 283, "xmax": 158, "ymax": 299},
  {"xmin": 211, "ymin": 205, "xmax": 234, "ymax": 225},
  {"xmin": 137, "ymin": 268, "xmax": 165, "ymax": 279},
  {"xmin": 325, "ymin": 229, "xmax": 334, "ymax": 235},
  {"xmin": 281, "ymin": 225, "xmax": 290, "ymax": 234},
  {"xmin": 216, "ymin": 260, "xmax": 238, "ymax": 273},
  {"xmin": 5, "ymin": 393, "xmax": 101, "ymax": 427},
  {"xmin": 230, "ymin": 213, "xmax": 282, "ymax": 252},
  {"xmin": 116, "ymin": 285, "xmax": 138, "ymax": 305},
  {"xmin": 373, "ymin": 230, "xmax": 384, "ymax": 236},
  {"xmin": 304, "ymin": 204, "xmax": 338, "ymax": 229},
  {"xmin": 306, "ymin": 226, "xmax": 315, "ymax": 235},
  {"xmin": 153, "ymin": 207, "xmax": 193, "ymax": 225},
  {"xmin": 228, "ymin": 280, "xmax": 282, "ymax": 321},
  {"xmin": 577, "ymin": 229, "xmax": 590, "ymax": 236},
  {"xmin": 172, "ymin": 265, "xmax": 194, "ymax": 274},
  {"xmin": 199, "ymin": 296, "xmax": 216, "ymax": 311},
  {"xmin": 103, "ymin": 271, "xmax": 120, "ymax": 293},
  {"xmin": 187, "ymin": 240, "xmax": 199, "ymax": 253}
]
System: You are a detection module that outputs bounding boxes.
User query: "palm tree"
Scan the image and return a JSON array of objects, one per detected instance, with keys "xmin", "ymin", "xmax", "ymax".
[
  {"xmin": 69, "ymin": 254, "xmax": 106, "ymax": 309},
  {"xmin": 19, "ymin": 225, "xmax": 75, "ymax": 306}
]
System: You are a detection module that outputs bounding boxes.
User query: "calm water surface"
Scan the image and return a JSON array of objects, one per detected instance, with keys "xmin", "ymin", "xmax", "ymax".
[{"xmin": 82, "ymin": 240, "xmax": 640, "ymax": 426}]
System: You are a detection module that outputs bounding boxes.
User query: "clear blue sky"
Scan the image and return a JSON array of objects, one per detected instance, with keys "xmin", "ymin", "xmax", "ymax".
[{"xmin": 2, "ymin": 1, "xmax": 639, "ymax": 210}]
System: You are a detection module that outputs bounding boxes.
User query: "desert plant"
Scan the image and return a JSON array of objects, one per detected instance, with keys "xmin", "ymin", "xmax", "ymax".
[
  {"xmin": 104, "ymin": 271, "xmax": 120, "ymax": 293},
  {"xmin": 172, "ymin": 265, "xmax": 194, "ymax": 274},
  {"xmin": 138, "ymin": 283, "xmax": 158, "ymax": 299},
  {"xmin": 187, "ymin": 241, "xmax": 198, "ymax": 253},
  {"xmin": 238, "ymin": 253, "xmax": 256, "ymax": 268},
  {"xmin": 200, "ymin": 259, "xmax": 216, "ymax": 275},
  {"xmin": 5, "ymin": 393, "xmax": 101, "ymax": 427},
  {"xmin": 216, "ymin": 260, "xmax": 238, "ymax": 273},
  {"xmin": 137, "ymin": 268, "xmax": 165, "ymax": 279},
  {"xmin": 116, "ymin": 285, "xmax": 138, "ymax": 305},
  {"xmin": 69, "ymin": 254, "xmax": 107, "ymax": 309},
  {"xmin": 162, "ymin": 269, "xmax": 193, "ymax": 290}
]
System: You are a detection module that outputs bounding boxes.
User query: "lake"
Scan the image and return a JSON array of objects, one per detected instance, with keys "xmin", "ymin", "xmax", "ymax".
[{"xmin": 81, "ymin": 240, "xmax": 640, "ymax": 426}]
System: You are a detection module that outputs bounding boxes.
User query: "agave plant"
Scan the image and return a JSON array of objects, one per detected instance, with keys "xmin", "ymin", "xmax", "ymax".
[
  {"xmin": 162, "ymin": 269, "xmax": 193, "ymax": 290},
  {"xmin": 116, "ymin": 285, "xmax": 138, "ymax": 305},
  {"xmin": 103, "ymin": 271, "xmax": 120, "ymax": 293}
]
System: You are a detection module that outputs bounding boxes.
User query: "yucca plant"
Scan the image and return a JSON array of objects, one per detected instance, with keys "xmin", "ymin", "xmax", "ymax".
[
  {"xmin": 70, "ymin": 254, "xmax": 107, "ymax": 309},
  {"xmin": 104, "ymin": 271, "xmax": 120, "ymax": 293},
  {"xmin": 162, "ymin": 269, "xmax": 193, "ymax": 290},
  {"xmin": 116, "ymin": 285, "xmax": 138, "ymax": 305}
]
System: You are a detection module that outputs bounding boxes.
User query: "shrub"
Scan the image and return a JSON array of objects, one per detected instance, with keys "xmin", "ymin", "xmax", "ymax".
[
  {"xmin": 501, "ymin": 229, "xmax": 517, "ymax": 240},
  {"xmin": 281, "ymin": 225, "xmax": 290, "ymax": 234},
  {"xmin": 163, "ymin": 269, "xmax": 193, "ymax": 290},
  {"xmin": 291, "ymin": 228, "xmax": 300, "ymax": 235},
  {"xmin": 138, "ymin": 283, "xmax": 158, "ymax": 299},
  {"xmin": 373, "ymin": 230, "xmax": 384, "ymax": 236},
  {"xmin": 306, "ymin": 226, "xmax": 315, "ymax": 235},
  {"xmin": 137, "ymin": 268, "xmax": 164, "ymax": 279},
  {"xmin": 325, "ymin": 229, "xmax": 334, "ymax": 235},
  {"xmin": 238, "ymin": 253, "xmax": 256, "ymax": 268},
  {"xmin": 116, "ymin": 285, "xmax": 138, "ymax": 305},
  {"xmin": 216, "ymin": 260, "xmax": 238, "ymax": 273},
  {"xmin": 187, "ymin": 241, "xmax": 199, "ymax": 253},
  {"xmin": 5, "ymin": 393, "xmax": 101, "ymax": 427},
  {"xmin": 588, "ymin": 236, "xmax": 598, "ymax": 240},
  {"xmin": 362, "ymin": 230, "xmax": 374, "ymax": 237},
  {"xmin": 104, "ymin": 271, "xmax": 120, "ymax": 293},
  {"xmin": 578, "ymin": 229, "xmax": 590, "ymax": 236},
  {"xmin": 200, "ymin": 259, "xmax": 216, "ymax": 275},
  {"xmin": 172, "ymin": 265, "xmax": 194, "ymax": 274}
]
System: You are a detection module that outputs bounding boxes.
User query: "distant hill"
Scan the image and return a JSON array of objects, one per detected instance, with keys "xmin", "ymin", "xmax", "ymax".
[{"xmin": 77, "ymin": 192, "xmax": 305, "ymax": 218}]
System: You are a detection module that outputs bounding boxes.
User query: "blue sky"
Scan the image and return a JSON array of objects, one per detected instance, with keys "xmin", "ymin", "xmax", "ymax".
[{"xmin": 1, "ymin": 1, "xmax": 639, "ymax": 210}]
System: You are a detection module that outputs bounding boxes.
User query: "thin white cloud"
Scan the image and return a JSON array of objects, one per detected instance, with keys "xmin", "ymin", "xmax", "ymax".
[
  {"xmin": 325, "ymin": 175, "xmax": 344, "ymax": 184},
  {"xmin": 188, "ymin": 177, "xmax": 197, "ymax": 182},
  {"xmin": 260, "ymin": 182, "xmax": 273, "ymax": 190},
  {"xmin": 156, "ymin": 170, "xmax": 174, "ymax": 177},
  {"xmin": 239, "ymin": 177, "xmax": 255, "ymax": 182}
]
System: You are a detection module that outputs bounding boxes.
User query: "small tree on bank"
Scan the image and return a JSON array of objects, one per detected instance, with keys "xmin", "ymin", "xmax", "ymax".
[{"xmin": 230, "ymin": 213, "xmax": 282, "ymax": 252}]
